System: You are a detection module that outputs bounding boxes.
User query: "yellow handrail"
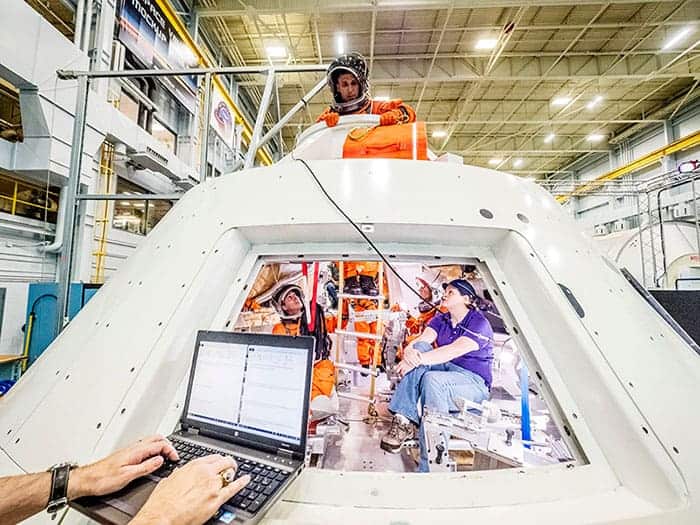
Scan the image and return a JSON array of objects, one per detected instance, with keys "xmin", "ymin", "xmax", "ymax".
[
  {"xmin": 154, "ymin": 0, "xmax": 273, "ymax": 166},
  {"xmin": 557, "ymin": 130, "xmax": 700, "ymax": 203}
]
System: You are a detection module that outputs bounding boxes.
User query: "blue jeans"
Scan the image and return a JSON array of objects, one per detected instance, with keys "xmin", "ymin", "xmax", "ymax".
[{"xmin": 388, "ymin": 341, "xmax": 489, "ymax": 472}]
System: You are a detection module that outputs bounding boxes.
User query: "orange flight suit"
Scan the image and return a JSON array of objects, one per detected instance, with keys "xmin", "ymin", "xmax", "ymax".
[
  {"xmin": 341, "ymin": 298, "xmax": 379, "ymax": 367},
  {"xmin": 343, "ymin": 261, "xmax": 380, "ymax": 280},
  {"xmin": 272, "ymin": 320, "xmax": 335, "ymax": 400}
]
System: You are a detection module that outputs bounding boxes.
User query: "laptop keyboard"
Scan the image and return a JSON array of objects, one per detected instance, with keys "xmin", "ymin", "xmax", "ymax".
[{"xmin": 151, "ymin": 437, "xmax": 291, "ymax": 515}]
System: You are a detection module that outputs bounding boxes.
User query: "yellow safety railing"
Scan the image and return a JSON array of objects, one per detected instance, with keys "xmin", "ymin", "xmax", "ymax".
[
  {"xmin": 557, "ymin": 130, "xmax": 700, "ymax": 203},
  {"xmin": 92, "ymin": 142, "xmax": 115, "ymax": 283},
  {"xmin": 0, "ymin": 173, "xmax": 59, "ymax": 222}
]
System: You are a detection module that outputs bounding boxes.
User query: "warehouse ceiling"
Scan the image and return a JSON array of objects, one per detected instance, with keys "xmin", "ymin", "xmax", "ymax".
[{"xmin": 196, "ymin": 0, "xmax": 700, "ymax": 177}]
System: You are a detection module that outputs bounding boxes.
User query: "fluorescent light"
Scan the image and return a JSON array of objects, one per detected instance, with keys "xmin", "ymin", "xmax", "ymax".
[
  {"xmin": 513, "ymin": 158, "xmax": 524, "ymax": 168},
  {"xmin": 544, "ymin": 133, "xmax": 556, "ymax": 143},
  {"xmin": 551, "ymin": 96, "xmax": 572, "ymax": 106},
  {"xmin": 488, "ymin": 158, "xmax": 503, "ymax": 166},
  {"xmin": 432, "ymin": 130, "xmax": 447, "ymax": 138},
  {"xmin": 663, "ymin": 27, "xmax": 692, "ymax": 50},
  {"xmin": 475, "ymin": 38, "xmax": 498, "ymax": 50},
  {"xmin": 336, "ymin": 33, "xmax": 345, "ymax": 55},
  {"xmin": 374, "ymin": 96, "xmax": 390, "ymax": 101},
  {"xmin": 266, "ymin": 45, "xmax": 287, "ymax": 58},
  {"xmin": 586, "ymin": 95, "xmax": 604, "ymax": 110},
  {"xmin": 587, "ymin": 133, "xmax": 605, "ymax": 142}
]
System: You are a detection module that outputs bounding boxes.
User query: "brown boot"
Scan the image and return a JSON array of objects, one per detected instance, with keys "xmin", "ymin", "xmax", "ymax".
[{"xmin": 380, "ymin": 415, "xmax": 416, "ymax": 453}]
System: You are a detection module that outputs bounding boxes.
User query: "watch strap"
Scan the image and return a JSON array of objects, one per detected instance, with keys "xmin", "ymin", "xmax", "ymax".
[{"xmin": 47, "ymin": 463, "xmax": 72, "ymax": 514}]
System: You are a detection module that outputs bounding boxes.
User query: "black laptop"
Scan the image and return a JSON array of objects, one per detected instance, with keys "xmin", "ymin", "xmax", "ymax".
[{"xmin": 72, "ymin": 331, "xmax": 315, "ymax": 524}]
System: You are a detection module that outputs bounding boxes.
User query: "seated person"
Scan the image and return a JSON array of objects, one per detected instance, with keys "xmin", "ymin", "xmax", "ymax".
[
  {"xmin": 272, "ymin": 284, "xmax": 337, "ymax": 418},
  {"xmin": 380, "ymin": 279, "xmax": 494, "ymax": 472},
  {"xmin": 272, "ymin": 284, "xmax": 329, "ymax": 359}
]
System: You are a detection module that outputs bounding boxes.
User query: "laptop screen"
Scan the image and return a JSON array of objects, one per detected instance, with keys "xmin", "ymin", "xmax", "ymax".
[{"xmin": 185, "ymin": 334, "xmax": 312, "ymax": 447}]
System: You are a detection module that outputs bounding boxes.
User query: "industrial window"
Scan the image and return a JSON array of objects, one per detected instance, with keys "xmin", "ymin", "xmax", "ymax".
[
  {"xmin": 118, "ymin": 91, "xmax": 140, "ymax": 125},
  {"xmin": 0, "ymin": 172, "xmax": 59, "ymax": 224},
  {"xmin": 23, "ymin": 0, "xmax": 74, "ymax": 39},
  {"xmin": 229, "ymin": 259, "xmax": 580, "ymax": 474},
  {"xmin": 0, "ymin": 78, "xmax": 23, "ymax": 142},
  {"xmin": 112, "ymin": 178, "xmax": 172, "ymax": 236},
  {"xmin": 152, "ymin": 118, "xmax": 177, "ymax": 154}
]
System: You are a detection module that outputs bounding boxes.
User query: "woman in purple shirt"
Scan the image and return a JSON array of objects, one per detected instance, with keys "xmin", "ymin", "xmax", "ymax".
[{"xmin": 380, "ymin": 279, "xmax": 493, "ymax": 471}]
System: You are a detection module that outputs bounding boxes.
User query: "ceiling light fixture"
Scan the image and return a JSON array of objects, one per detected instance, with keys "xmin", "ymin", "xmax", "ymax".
[
  {"xmin": 587, "ymin": 133, "xmax": 605, "ymax": 142},
  {"xmin": 586, "ymin": 95, "xmax": 604, "ymax": 110},
  {"xmin": 551, "ymin": 96, "xmax": 572, "ymax": 106},
  {"xmin": 432, "ymin": 130, "xmax": 447, "ymax": 138},
  {"xmin": 488, "ymin": 158, "xmax": 503, "ymax": 166},
  {"xmin": 336, "ymin": 33, "xmax": 346, "ymax": 55},
  {"xmin": 662, "ymin": 27, "xmax": 692, "ymax": 50},
  {"xmin": 266, "ymin": 45, "xmax": 287, "ymax": 59},
  {"xmin": 475, "ymin": 38, "xmax": 498, "ymax": 50},
  {"xmin": 513, "ymin": 158, "xmax": 524, "ymax": 168},
  {"xmin": 544, "ymin": 133, "xmax": 556, "ymax": 143}
]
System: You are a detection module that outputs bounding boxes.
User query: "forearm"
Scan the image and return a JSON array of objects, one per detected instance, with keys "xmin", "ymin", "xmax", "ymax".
[
  {"xmin": 0, "ymin": 466, "xmax": 95, "ymax": 523},
  {"xmin": 0, "ymin": 472, "xmax": 51, "ymax": 523},
  {"xmin": 420, "ymin": 341, "xmax": 476, "ymax": 366}
]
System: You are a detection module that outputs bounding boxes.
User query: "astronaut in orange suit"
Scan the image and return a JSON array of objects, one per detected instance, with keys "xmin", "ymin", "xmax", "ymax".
[{"xmin": 316, "ymin": 52, "xmax": 416, "ymax": 128}]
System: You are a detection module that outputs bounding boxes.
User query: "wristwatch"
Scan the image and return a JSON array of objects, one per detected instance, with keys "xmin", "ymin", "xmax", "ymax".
[{"xmin": 46, "ymin": 462, "xmax": 77, "ymax": 514}]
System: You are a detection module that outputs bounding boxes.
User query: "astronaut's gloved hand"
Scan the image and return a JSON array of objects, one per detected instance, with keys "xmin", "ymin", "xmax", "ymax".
[
  {"xmin": 317, "ymin": 109, "xmax": 340, "ymax": 127},
  {"xmin": 379, "ymin": 109, "xmax": 407, "ymax": 126}
]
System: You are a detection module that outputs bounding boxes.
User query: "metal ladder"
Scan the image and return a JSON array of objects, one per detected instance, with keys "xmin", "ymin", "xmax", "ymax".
[
  {"xmin": 636, "ymin": 189, "xmax": 666, "ymax": 288},
  {"xmin": 91, "ymin": 141, "xmax": 115, "ymax": 283},
  {"xmin": 334, "ymin": 261, "xmax": 386, "ymax": 414}
]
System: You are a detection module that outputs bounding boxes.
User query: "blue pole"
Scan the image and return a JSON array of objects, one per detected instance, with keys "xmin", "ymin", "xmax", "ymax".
[{"xmin": 520, "ymin": 362, "xmax": 532, "ymax": 448}]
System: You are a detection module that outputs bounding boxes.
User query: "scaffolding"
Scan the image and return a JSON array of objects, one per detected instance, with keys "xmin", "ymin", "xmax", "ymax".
[{"xmin": 539, "ymin": 168, "xmax": 700, "ymax": 289}]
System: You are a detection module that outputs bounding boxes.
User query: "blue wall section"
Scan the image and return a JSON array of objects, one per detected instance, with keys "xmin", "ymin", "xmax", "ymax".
[{"xmin": 24, "ymin": 283, "xmax": 100, "ymax": 368}]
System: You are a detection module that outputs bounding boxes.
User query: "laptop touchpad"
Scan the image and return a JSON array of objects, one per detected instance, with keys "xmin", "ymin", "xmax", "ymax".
[{"xmin": 104, "ymin": 478, "xmax": 156, "ymax": 516}]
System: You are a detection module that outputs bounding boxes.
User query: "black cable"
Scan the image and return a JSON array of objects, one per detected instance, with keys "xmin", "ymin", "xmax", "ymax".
[
  {"xmin": 294, "ymin": 157, "xmax": 439, "ymax": 309},
  {"xmin": 30, "ymin": 293, "xmax": 57, "ymax": 315}
]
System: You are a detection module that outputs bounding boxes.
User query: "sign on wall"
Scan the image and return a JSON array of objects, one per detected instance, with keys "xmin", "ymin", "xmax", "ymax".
[
  {"xmin": 117, "ymin": 0, "xmax": 197, "ymax": 110},
  {"xmin": 210, "ymin": 89, "xmax": 236, "ymax": 149}
]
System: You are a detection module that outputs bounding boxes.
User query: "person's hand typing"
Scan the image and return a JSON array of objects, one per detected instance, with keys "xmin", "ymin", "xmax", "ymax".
[
  {"xmin": 131, "ymin": 455, "xmax": 250, "ymax": 525},
  {"xmin": 68, "ymin": 435, "xmax": 179, "ymax": 500}
]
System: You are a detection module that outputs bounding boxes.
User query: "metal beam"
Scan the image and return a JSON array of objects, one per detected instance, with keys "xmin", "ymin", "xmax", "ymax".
[
  {"xmin": 197, "ymin": 0, "xmax": 680, "ymax": 17},
  {"xmin": 229, "ymin": 53, "xmax": 698, "ymax": 86},
  {"xmin": 458, "ymin": 150, "xmax": 611, "ymax": 155},
  {"xmin": 56, "ymin": 76, "xmax": 89, "ymax": 334},
  {"xmin": 76, "ymin": 193, "xmax": 184, "ymax": 201},
  {"xmin": 199, "ymin": 72, "xmax": 213, "ymax": 181},
  {"xmin": 57, "ymin": 64, "xmax": 329, "ymax": 79},
  {"xmin": 209, "ymin": 21, "xmax": 693, "ymax": 40},
  {"xmin": 275, "ymin": 119, "xmax": 664, "ymax": 127},
  {"xmin": 244, "ymin": 71, "xmax": 277, "ymax": 169}
]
